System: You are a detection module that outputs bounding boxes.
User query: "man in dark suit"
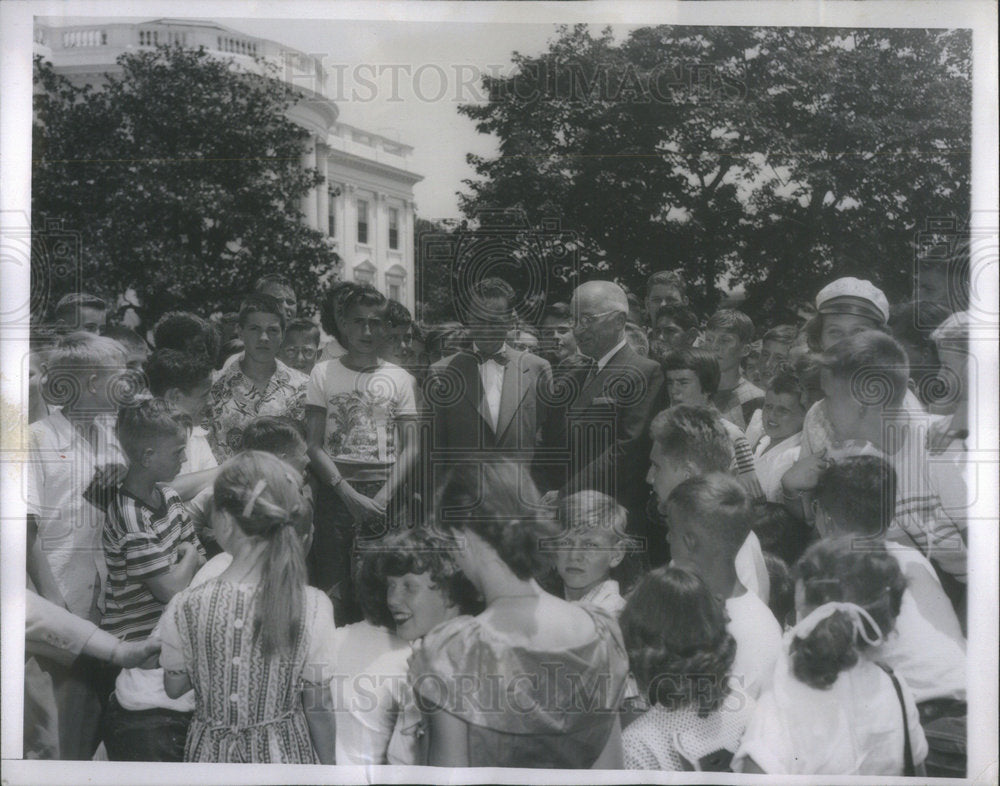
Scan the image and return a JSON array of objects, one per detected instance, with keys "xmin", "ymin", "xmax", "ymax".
[
  {"xmin": 425, "ymin": 278, "xmax": 556, "ymax": 495},
  {"xmin": 552, "ymin": 280, "xmax": 666, "ymax": 566}
]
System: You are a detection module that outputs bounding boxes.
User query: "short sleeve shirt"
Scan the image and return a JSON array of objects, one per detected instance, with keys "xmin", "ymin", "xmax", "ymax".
[
  {"xmin": 102, "ymin": 484, "xmax": 205, "ymax": 640},
  {"xmin": 306, "ymin": 359, "xmax": 418, "ymax": 481},
  {"xmin": 27, "ymin": 410, "xmax": 127, "ymax": 620},
  {"xmin": 207, "ymin": 358, "xmax": 308, "ymax": 462}
]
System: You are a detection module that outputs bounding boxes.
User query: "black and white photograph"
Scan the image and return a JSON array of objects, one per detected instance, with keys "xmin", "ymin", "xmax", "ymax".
[{"xmin": 1, "ymin": 1, "xmax": 997, "ymax": 783}]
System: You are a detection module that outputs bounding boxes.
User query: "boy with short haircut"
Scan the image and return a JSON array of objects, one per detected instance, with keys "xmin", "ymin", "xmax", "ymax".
[
  {"xmin": 704, "ymin": 309, "xmax": 764, "ymax": 430},
  {"xmin": 254, "ymin": 273, "xmax": 298, "ymax": 321},
  {"xmin": 25, "ymin": 332, "xmax": 129, "ymax": 759},
  {"xmin": 144, "ymin": 349, "xmax": 217, "ymax": 480},
  {"xmin": 649, "ymin": 303, "xmax": 700, "ymax": 361},
  {"xmin": 281, "ymin": 318, "xmax": 321, "ymax": 376},
  {"xmin": 152, "ymin": 311, "xmax": 220, "ymax": 363},
  {"xmin": 208, "ymin": 293, "xmax": 308, "ymax": 462},
  {"xmin": 644, "ymin": 270, "xmax": 687, "ymax": 325},
  {"xmin": 664, "ymin": 473, "xmax": 783, "ymax": 700},
  {"xmin": 661, "ymin": 348, "xmax": 764, "ymax": 501},
  {"xmin": 102, "ymin": 325, "xmax": 150, "ymax": 370},
  {"xmin": 102, "ymin": 398, "xmax": 206, "ymax": 642},
  {"xmin": 647, "ymin": 404, "xmax": 770, "ymax": 602},
  {"xmin": 554, "ymin": 490, "xmax": 630, "ymax": 618},
  {"xmin": 812, "ymin": 455, "xmax": 966, "ymax": 776},
  {"xmin": 380, "ymin": 299, "xmax": 414, "ymax": 366},
  {"xmin": 54, "ymin": 292, "xmax": 107, "ymax": 334},
  {"xmin": 306, "ymin": 284, "xmax": 420, "ymax": 620},
  {"xmin": 759, "ymin": 325, "xmax": 797, "ymax": 379},
  {"xmin": 782, "ymin": 330, "xmax": 967, "ymax": 588}
]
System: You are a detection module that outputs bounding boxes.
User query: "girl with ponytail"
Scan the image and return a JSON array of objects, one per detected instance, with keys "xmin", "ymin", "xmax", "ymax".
[
  {"xmin": 620, "ymin": 566, "xmax": 750, "ymax": 771},
  {"xmin": 159, "ymin": 452, "xmax": 337, "ymax": 763},
  {"xmin": 733, "ymin": 537, "xmax": 928, "ymax": 775}
]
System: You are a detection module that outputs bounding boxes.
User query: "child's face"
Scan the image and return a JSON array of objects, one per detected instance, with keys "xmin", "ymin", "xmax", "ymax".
[
  {"xmin": 144, "ymin": 430, "xmax": 188, "ymax": 482},
  {"xmin": 171, "ymin": 376, "xmax": 212, "ymax": 420},
  {"xmin": 703, "ymin": 329, "xmax": 746, "ymax": 373},
  {"xmin": 342, "ymin": 304, "xmax": 387, "ymax": 357},
  {"xmin": 277, "ymin": 444, "xmax": 310, "ymax": 477},
  {"xmin": 91, "ymin": 364, "xmax": 128, "ymax": 410},
  {"xmin": 280, "ymin": 331, "xmax": 319, "ymax": 374},
  {"xmin": 760, "ymin": 340, "xmax": 791, "ymax": 377},
  {"xmin": 819, "ymin": 313, "xmax": 876, "ymax": 351},
  {"xmin": 652, "ymin": 316, "xmax": 691, "ymax": 353},
  {"xmin": 240, "ymin": 311, "xmax": 284, "ymax": 364},
  {"xmin": 78, "ymin": 307, "xmax": 107, "ymax": 334},
  {"xmin": 762, "ymin": 390, "xmax": 805, "ymax": 441},
  {"xmin": 261, "ymin": 284, "xmax": 298, "ymax": 322},
  {"xmin": 555, "ymin": 527, "xmax": 624, "ymax": 594},
  {"xmin": 386, "ymin": 571, "xmax": 455, "ymax": 642},
  {"xmin": 647, "ymin": 443, "xmax": 691, "ymax": 513},
  {"xmin": 665, "ymin": 369, "xmax": 709, "ymax": 407}
]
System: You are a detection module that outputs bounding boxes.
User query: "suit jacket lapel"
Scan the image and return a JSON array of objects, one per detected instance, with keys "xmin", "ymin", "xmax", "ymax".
[
  {"xmin": 496, "ymin": 352, "xmax": 532, "ymax": 439},
  {"xmin": 581, "ymin": 344, "xmax": 631, "ymax": 402},
  {"xmin": 456, "ymin": 352, "xmax": 494, "ymax": 432}
]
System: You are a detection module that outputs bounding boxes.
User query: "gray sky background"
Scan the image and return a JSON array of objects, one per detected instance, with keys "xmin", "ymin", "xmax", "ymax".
[{"xmin": 49, "ymin": 16, "xmax": 641, "ymax": 222}]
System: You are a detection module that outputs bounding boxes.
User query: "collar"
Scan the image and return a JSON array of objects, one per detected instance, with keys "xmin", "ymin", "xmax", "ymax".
[
  {"xmin": 472, "ymin": 343, "xmax": 510, "ymax": 366},
  {"xmin": 594, "ymin": 338, "xmax": 628, "ymax": 372}
]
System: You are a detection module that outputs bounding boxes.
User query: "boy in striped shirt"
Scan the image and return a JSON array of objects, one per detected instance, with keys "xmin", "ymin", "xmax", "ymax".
[{"xmin": 102, "ymin": 398, "xmax": 205, "ymax": 642}]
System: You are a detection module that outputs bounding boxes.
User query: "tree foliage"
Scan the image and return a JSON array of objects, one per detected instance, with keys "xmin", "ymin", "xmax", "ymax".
[
  {"xmin": 458, "ymin": 25, "xmax": 971, "ymax": 323},
  {"xmin": 33, "ymin": 45, "xmax": 339, "ymax": 322}
]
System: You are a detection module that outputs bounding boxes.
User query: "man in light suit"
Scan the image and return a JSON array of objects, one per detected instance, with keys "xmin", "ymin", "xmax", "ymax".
[
  {"xmin": 554, "ymin": 280, "xmax": 666, "ymax": 566},
  {"xmin": 426, "ymin": 278, "xmax": 556, "ymax": 493}
]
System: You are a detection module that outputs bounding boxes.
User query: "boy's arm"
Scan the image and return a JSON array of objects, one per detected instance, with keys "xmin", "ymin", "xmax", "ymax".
[
  {"xmin": 374, "ymin": 416, "xmax": 419, "ymax": 510},
  {"xmin": 306, "ymin": 405, "xmax": 382, "ymax": 522},
  {"xmin": 142, "ymin": 542, "xmax": 204, "ymax": 604},
  {"xmin": 904, "ymin": 561, "xmax": 965, "ymax": 646},
  {"xmin": 26, "ymin": 514, "xmax": 68, "ymax": 609},
  {"xmin": 167, "ymin": 466, "xmax": 220, "ymax": 502}
]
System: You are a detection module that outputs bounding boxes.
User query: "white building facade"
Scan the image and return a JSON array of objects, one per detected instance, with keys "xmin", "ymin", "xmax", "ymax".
[{"xmin": 34, "ymin": 18, "xmax": 423, "ymax": 311}]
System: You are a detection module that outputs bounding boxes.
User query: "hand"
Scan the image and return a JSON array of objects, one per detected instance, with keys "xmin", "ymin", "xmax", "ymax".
[
  {"xmin": 113, "ymin": 636, "xmax": 162, "ymax": 669},
  {"xmin": 781, "ymin": 448, "xmax": 832, "ymax": 495},
  {"xmin": 177, "ymin": 541, "xmax": 206, "ymax": 568},
  {"xmin": 371, "ymin": 486, "xmax": 389, "ymax": 511},
  {"xmin": 539, "ymin": 490, "xmax": 560, "ymax": 508},
  {"xmin": 338, "ymin": 481, "xmax": 385, "ymax": 524}
]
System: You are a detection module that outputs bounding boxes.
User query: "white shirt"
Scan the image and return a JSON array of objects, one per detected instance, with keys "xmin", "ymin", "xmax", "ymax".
[
  {"xmin": 733, "ymin": 639, "xmax": 927, "ymax": 775},
  {"xmin": 330, "ymin": 621, "xmax": 413, "ymax": 765},
  {"xmin": 754, "ymin": 432, "xmax": 802, "ymax": 503},
  {"xmin": 27, "ymin": 410, "xmax": 127, "ymax": 620},
  {"xmin": 725, "ymin": 590, "xmax": 783, "ymax": 701},
  {"xmin": 114, "ymin": 552, "xmax": 233, "ymax": 712},
  {"xmin": 736, "ymin": 531, "xmax": 770, "ymax": 604},
  {"xmin": 178, "ymin": 425, "xmax": 218, "ymax": 477},
  {"xmin": 474, "ymin": 343, "xmax": 507, "ymax": 431},
  {"xmin": 574, "ymin": 578, "xmax": 626, "ymax": 619},
  {"xmin": 594, "ymin": 337, "xmax": 629, "ymax": 373},
  {"xmin": 880, "ymin": 546, "xmax": 966, "ymax": 703}
]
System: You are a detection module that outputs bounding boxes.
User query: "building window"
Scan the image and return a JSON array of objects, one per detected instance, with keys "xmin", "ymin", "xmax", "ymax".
[
  {"xmin": 354, "ymin": 263, "xmax": 376, "ymax": 285},
  {"xmin": 388, "ymin": 207, "xmax": 399, "ymax": 250},
  {"xmin": 357, "ymin": 200, "xmax": 369, "ymax": 245},
  {"xmin": 388, "ymin": 283, "xmax": 401, "ymax": 301},
  {"xmin": 386, "ymin": 269, "xmax": 406, "ymax": 304}
]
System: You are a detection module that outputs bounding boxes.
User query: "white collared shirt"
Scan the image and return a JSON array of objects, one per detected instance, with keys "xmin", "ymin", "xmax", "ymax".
[
  {"xmin": 594, "ymin": 337, "xmax": 628, "ymax": 373},
  {"xmin": 474, "ymin": 343, "xmax": 507, "ymax": 431}
]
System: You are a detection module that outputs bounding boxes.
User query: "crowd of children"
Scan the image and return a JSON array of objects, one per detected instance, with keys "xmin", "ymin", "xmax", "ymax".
[{"xmin": 23, "ymin": 266, "xmax": 971, "ymax": 777}]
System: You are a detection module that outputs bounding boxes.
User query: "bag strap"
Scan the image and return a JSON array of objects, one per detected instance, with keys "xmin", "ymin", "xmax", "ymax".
[{"xmin": 879, "ymin": 663, "xmax": 915, "ymax": 776}]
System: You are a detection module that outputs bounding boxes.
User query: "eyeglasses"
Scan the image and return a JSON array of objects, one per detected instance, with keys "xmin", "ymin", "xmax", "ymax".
[
  {"xmin": 572, "ymin": 310, "xmax": 620, "ymax": 329},
  {"xmin": 282, "ymin": 346, "xmax": 317, "ymax": 360}
]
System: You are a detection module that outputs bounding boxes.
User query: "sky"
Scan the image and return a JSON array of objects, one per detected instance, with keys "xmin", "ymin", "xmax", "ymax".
[{"xmin": 46, "ymin": 16, "xmax": 640, "ymax": 222}]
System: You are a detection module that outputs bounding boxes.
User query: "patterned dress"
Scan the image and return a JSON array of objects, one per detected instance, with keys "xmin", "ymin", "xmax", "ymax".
[{"xmin": 159, "ymin": 581, "xmax": 336, "ymax": 763}]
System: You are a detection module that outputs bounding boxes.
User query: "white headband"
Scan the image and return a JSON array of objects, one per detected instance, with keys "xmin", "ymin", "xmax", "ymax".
[{"xmin": 792, "ymin": 601, "xmax": 884, "ymax": 647}]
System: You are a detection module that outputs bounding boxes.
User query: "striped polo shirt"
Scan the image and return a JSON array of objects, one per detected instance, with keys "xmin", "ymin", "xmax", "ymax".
[{"xmin": 102, "ymin": 484, "xmax": 205, "ymax": 641}]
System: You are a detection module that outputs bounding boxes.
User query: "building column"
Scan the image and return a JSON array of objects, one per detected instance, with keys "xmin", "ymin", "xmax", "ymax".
[
  {"xmin": 300, "ymin": 135, "xmax": 319, "ymax": 229},
  {"xmin": 317, "ymin": 144, "xmax": 330, "ymax": 235}
]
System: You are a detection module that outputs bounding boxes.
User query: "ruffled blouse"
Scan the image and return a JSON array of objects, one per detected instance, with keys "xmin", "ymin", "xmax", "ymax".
[{"xmin": 408, "ymin": 605, "xmax": 629, "ymax": 768}]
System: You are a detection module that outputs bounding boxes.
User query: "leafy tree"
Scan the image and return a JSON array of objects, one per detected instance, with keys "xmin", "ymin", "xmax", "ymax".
[
  {"xmin": 458, "ymin": 25, "xmax": 971, "ymax": 323},
  {"xmin": 33, "ymin": 45, "xmax": 340, "ymax": 323}
]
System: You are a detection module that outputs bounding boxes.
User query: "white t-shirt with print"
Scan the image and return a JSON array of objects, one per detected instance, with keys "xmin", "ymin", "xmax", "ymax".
[{"xmin": 306, "ymin": 359, "xmax": 418, "ymax": 482}]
